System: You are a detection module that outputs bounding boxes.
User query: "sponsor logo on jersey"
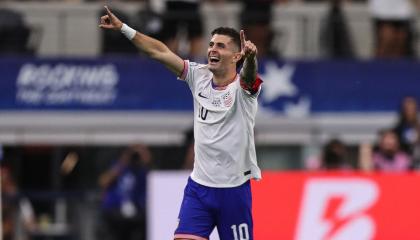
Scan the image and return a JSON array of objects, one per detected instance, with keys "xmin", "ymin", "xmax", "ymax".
[
  {"xmin": 198, "ymin": 92, "xmax": 209, "ymax": 99},
  {"xmin": 198, "ymin": 92, "xmax": 208, "ymax": 99}
]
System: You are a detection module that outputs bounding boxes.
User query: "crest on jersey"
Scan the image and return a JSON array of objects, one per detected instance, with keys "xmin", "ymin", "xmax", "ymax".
[
  {"xmin": 222, "ymin": 91, "xmax": 233, "ymax": 107},
  {"xmin": 212, "ymin": 98, "xmax": 221, "ymax": 107}
]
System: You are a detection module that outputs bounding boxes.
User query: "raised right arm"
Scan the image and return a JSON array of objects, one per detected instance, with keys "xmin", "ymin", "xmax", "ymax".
[{"xmin": 99, "ymin": 6, "xmax": 184, "ymax": 77}]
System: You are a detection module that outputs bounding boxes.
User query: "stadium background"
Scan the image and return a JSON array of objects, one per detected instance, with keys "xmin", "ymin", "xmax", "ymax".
[{"xmin": 0, "ymin": 0, "xmax": 419, "ymax": 239}]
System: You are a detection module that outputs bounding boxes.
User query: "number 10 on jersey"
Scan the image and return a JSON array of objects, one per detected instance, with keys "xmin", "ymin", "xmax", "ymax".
[
  {"xmin": 231, "ymin": 223, "xmax": 249, "ymax": 240},
  {"xmin": 198, "ymin": 105, "xmax": 209, "ymax": 121}
]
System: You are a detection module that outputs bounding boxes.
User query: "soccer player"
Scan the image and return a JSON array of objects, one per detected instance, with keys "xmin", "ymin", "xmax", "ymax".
[{"xmin": 100, "ymin": 6, "xmax": 262, "ymax": 240}]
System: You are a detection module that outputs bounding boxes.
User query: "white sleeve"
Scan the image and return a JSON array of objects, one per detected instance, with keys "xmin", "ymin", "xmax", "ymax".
[
  {"xmin": 177, "ymin": 60, "xmax": 189, "ymax": 81},
  {"xmin": 177, "ymin": 60, "xmax": 200, "ymax": 92},
  {"xmin": 19, "ymin": 198, "xmax": 35, "ymax": 223}
]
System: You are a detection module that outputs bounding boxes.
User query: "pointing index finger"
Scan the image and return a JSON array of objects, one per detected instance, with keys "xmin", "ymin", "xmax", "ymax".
[
  {"xmin": 240, "ymin": 30, "xmax": 246, "ymax": 50},
  {"xmin": 104, "ymin": 6, "xmax": 112, "ymax": 17}
]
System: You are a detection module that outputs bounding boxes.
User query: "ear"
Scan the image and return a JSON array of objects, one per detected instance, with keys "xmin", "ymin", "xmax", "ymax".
[{"xmin": 232, "ymin": 52, "xmax": 242, "ymax": 63}]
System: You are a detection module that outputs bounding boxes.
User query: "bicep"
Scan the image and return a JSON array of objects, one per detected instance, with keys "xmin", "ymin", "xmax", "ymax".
[
  {"xmin": 157, "ymin": 51, "xmax": 185, "ymax": 77},
  {"xmin": 131, "ymin": 33, "xmax": 184, "ymax": 77}
]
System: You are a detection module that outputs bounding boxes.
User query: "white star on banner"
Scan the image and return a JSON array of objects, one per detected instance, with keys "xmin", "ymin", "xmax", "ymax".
[
  {"xmin": 260, "ymin": 62, "xmax": 297, "ymax": 103},
  {"xmin": 284, "ymin": 96, "xmax": 311, "ymax": 118}
]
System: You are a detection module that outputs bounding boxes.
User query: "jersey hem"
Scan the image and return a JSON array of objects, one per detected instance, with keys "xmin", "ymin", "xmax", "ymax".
[
  {"xmin": 174, "ymin": 233, "xmax": 208, "ymax": 240},
  {"xmin": 190, "ymin": 174, "xmax": 260, "ymax": 188}
]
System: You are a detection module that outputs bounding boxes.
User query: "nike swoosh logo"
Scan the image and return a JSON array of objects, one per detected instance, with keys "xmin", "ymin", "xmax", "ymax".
[{"xmin": 198, "ymin": 92, "xmax": 208, "ymax": 99}]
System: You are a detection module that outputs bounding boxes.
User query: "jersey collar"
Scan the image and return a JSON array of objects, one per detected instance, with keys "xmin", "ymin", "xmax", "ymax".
[{"xmin": 211, "ymin": 73, "xmax": 238, "ymax": 90}]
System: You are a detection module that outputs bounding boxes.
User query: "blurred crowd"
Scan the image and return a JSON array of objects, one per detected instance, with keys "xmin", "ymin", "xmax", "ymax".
[
  {"xmin": 0, "ymin": 0, "xmax": 419, "ymax": 59},
  {"xmin": 306, "ymin": 96, "xmax": 420, "ymax": 172},
  {"xmin": 0, "ymin": 129, "xmax": 194, "ymax": 240},
  {"xmin": 2, "ymin": 96, "xmax": 419, "ymax": 239}
]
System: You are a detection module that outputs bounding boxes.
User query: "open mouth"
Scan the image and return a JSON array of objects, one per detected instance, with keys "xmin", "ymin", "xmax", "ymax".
[{"xmin": 209, "ymin": 56, "xmax": 220, "ymax": 64}]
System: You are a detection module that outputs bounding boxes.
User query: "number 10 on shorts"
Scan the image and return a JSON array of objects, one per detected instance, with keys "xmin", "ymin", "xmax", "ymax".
[{"xmin": 231, "ymin": 223, "xmax": 249, "ymax": 240}]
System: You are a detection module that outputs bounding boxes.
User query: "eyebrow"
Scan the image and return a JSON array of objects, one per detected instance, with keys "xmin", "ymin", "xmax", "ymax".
[{"xmin": 209, "ymin": 41, "xmax": 226, "ymax": 48}]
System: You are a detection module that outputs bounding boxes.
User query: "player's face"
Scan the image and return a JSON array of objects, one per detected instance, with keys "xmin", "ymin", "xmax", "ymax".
[{"xmin": 207, "ymin": 34, "xmax": 241, "ymax": 73}]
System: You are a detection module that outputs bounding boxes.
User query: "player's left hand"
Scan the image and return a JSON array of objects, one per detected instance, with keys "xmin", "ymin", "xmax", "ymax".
[
  {"xmin": 240, "ymin": 30, "xmax": 258, "ymax": 59},
  {"xmin": 99, "ymin": 6, "xmax": 123, "ymax": 31}
]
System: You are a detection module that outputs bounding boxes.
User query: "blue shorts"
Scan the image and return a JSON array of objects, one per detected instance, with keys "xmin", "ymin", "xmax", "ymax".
[{"xmin": 174, "ymin": 178, "xmax": 253, "ymax": 240}]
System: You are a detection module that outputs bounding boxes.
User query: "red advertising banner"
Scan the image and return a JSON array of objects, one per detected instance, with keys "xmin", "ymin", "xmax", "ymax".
[{"xmin": 252, "ymin": 172, "xmax": 420, "ymax": 240}]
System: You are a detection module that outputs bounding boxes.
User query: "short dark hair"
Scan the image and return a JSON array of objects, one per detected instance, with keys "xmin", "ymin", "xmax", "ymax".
[
  {"xmin": 211, "ymin": 27, "xmax": 243, "ymax": 68},
  {"xmin": 211, "ymin": 27, "xmax": 241, "ymax": 51}
]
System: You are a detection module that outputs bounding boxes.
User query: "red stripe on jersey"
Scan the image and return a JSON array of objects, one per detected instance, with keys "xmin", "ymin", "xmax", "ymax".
[
  {"xmin": 240, "ymin": 75, "xmax": 263, "ymax": 94},
  {"xmin": 179, "ymin": 60, "xmax": 188, "ymax": 80}
]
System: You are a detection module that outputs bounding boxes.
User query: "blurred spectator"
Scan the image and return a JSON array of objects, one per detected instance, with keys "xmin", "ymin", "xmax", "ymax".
[
  {"xmin": 0, "ymin": 8, "xmax": 34, "ymax": 55},
  {"xmin": 305, "ymin": 138, "xmax": 352, "ymax": 170},
  {"xmin": 321, "ymin": 139, "xmax": 352, "ymax": 170},
  {"xmin": 97, "ymin": 145, "xmax": 152, "ymax": 240},
  {"xmin": 413, "ymin": 139, "xmax": 420, "ymax": 169},
  {"xmin": 1, "ymin": 166, "xmax": 37, "ymax": 240},
  {"xmin": 368, "ymin": 0, "xmax": 417, "ymax": 58},
  {"xmin": 132, "ymin": 0, "xmax": 165, "ymax": 42},
  {"xmin": 320, "ymin": 0, "xmax": 354, "ymax": 58},
  {"xmin": 393, "ymin": 96, "xmax": 420, "ymax": 155},
  {"xmin": 241, "ymin": 0, "xmax": 277, "ymax": 58},
  {"xmin": 159, "ymin": 0, "xmax": 204, "ymax": 59},
  {"xmin": 360, "ymin": 129, "xmax": 413, "ymax": 172},
  {"xmin": 181, "ymin": 128, "xmax": 194, "ymax": 170}
]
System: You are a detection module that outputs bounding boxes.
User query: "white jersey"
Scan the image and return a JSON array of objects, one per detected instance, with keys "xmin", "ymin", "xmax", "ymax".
[
  {"xmin": 179, "ymin": 60, "xmax": 262, "ymax": 187},
  {"xmin": 369, "ymin": 0, "xmax": 414, "ymax": 20}
]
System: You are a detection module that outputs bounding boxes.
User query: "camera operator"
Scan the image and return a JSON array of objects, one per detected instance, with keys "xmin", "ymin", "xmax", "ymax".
[{"xmin": 98, "ymin": 145, "xmax": 152, "ymax": 240}]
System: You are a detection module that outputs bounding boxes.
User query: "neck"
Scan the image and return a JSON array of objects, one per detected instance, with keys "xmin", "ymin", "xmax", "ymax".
[{"xmin": 212, "ymin": 70, "xmax": 237, "ymax": 89}]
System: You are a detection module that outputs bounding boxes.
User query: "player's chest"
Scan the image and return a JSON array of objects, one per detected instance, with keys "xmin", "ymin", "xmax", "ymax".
[{"xmin": 195, "ymin": 86, "xmax": 236, "ymax": 111}]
